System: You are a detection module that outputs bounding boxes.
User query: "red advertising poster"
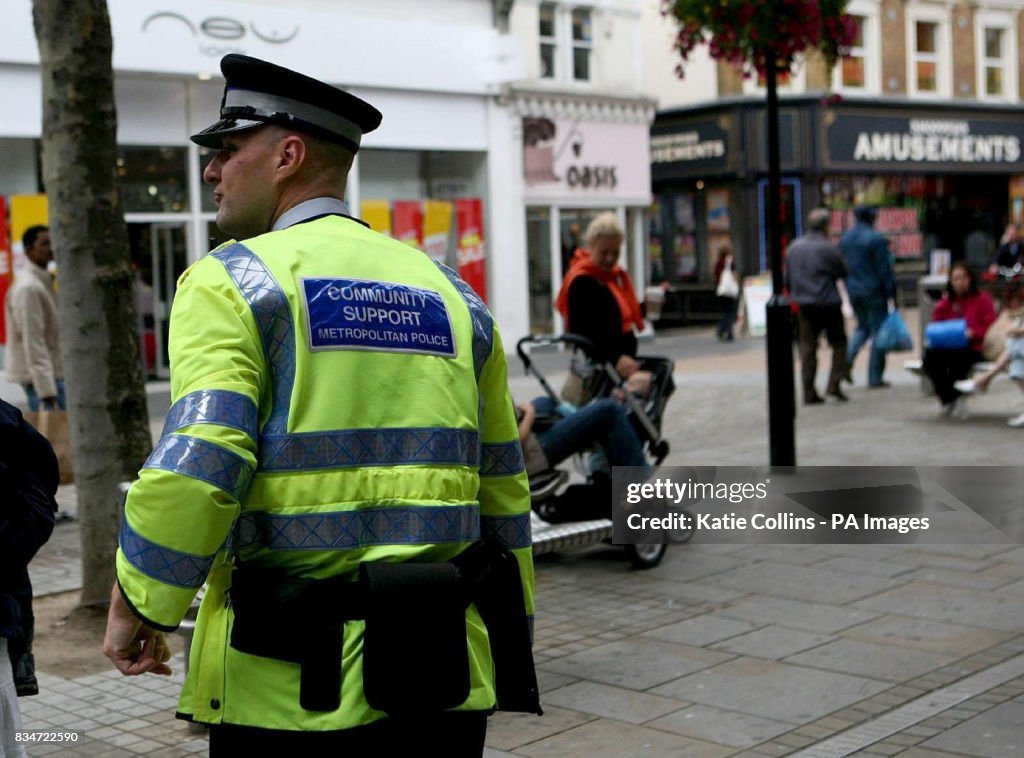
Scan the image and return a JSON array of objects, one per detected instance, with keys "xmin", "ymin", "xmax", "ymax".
[
  {"xmin": 456, "ymin": 198, "xmax": 487, "ymax": 302},
  {"xmin": 392, "ymin": 200, "xmax": 423, "ymax": 250},
  {"xmin": 0, "ymin": 197, "xmax": 10, "ymax": 345}
]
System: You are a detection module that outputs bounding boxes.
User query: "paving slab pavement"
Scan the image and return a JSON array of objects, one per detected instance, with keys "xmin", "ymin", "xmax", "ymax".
[{"xmin": 16, "ymin": 311, "xmax": 1024, "ymax": 756}]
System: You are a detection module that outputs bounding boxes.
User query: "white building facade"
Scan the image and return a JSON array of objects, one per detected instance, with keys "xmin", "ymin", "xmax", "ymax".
[
  {"xmin": 501, "ymin": 0, "xmax": 656, "ymax": 336},
  {"xmin": 0, "ymin": 0, "xmax": 666, "ymax": 356},
  {"xmin": 0, "ymin": 0, "xmax": 530, "ymax": 369}
]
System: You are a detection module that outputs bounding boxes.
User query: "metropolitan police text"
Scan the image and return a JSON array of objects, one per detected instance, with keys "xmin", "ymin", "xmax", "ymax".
[
  {"xmin": 317, "ymin": 283, "xmax": 451, "ymax": 348},
  {"xmin": 625, "ymin": 478, "xmax": 768, "ymax": 505}
]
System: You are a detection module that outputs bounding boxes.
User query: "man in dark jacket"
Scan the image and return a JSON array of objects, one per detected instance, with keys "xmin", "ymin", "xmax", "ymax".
[
  {"xmin": 785, "ymin": 208, "xmax": 849, "ymax": 405},
  {"xmin": 0, "ymin": 399, "xmax": 59, "ymax": 705},
  {"xmin": 840, "ymin": 206, "xmax": 896, "ymax": 388}
]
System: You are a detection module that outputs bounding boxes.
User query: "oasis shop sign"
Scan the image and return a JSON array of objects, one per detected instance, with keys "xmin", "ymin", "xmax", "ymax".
[
  {"xmin": 522, "ymin": 117, "xmax": 651, "ymax": 200},
  {"xmin": 827, "ymin": 114, "xmax": 1024, "ymax": 169}
]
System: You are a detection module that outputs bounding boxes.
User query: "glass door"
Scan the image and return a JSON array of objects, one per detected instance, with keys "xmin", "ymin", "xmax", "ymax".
[
  {"xmin": 526, "ymin": 207, "xmax": 553, "ymax": 334},
  {"xmin": 127, "ymin": 222, "xmax": 188, "ymax": 379}
]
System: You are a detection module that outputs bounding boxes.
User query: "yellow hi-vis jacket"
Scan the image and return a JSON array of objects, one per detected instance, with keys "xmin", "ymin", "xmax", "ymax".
[{"xmin": 115, "ymin": 214, "xmax": 533, "ymax": 730}]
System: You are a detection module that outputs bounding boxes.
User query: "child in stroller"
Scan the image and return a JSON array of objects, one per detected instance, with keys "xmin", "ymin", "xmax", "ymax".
[{"xmin": 515, "ymin": 334, "xmax": 686, "ymax": 568}]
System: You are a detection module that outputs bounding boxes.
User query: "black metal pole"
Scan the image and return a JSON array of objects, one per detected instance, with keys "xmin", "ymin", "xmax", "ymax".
[{"xmin": 764, "ymin": 55, "xmax": 797, "ymax": 466}]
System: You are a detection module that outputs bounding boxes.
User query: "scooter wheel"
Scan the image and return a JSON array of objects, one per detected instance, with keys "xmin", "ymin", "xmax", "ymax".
[{"xmin": 625, "ymin": 542, "xmax": 666, "ymax": 569}]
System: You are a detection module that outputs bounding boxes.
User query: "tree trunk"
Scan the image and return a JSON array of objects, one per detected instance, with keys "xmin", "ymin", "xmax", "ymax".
[{"xmin": 32, "ymin": 0, "xmax": 152, "ymax": 607}]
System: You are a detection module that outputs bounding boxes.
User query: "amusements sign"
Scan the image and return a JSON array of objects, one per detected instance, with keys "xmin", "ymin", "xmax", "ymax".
[{"xmin": 826, "ymin": 113, "xmax": 1024, "ymax": 172}]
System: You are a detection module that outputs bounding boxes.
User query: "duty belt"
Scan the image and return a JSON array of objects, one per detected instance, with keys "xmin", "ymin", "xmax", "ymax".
[{"xmin": 228, "ymin": 541, "xmax": 541, "ymax": 715}]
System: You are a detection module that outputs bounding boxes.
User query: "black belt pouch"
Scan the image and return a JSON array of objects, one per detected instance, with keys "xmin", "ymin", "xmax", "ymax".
[{"xmin": 359, "ymin": 562, "xmax": 470, "ymax": 715}]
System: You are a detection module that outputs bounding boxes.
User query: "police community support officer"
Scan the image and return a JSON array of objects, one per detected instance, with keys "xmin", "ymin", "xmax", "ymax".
[{"xmin": 103, "ymin": 54, "xmax": 539, "ymax": 755}]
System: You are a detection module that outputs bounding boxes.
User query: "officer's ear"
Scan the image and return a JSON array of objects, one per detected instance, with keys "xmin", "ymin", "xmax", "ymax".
[{"xmin": 274, "ymin": 133, "xmax": 308, "ymax": 180}]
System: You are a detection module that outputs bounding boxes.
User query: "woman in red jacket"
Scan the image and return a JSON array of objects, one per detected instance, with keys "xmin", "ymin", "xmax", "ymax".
[{"xmin": 923, "ymin": 261, "xmax": 996, "ymax": 419}]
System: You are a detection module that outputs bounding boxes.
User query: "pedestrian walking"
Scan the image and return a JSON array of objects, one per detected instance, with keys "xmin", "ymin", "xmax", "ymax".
[
  {"xmin": 713, "ymin": 245, "xmax": 740, "ymax": 341},
  {"xmin": 103, "ymin": 54, "xmax": 538, "ymax": 756},
  {"xmin": 785, "ymin": 208, "xmax": 850, "ymax": 405},
  {"xmin": 3, "ymin": 226, "xmax": 65, "ymax": 411},
  {"xmin": 839, "ymin": 205, "xmax": 896, "ymax": 388}
]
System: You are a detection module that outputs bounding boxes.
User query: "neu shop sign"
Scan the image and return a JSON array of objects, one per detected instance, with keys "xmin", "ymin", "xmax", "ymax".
[{"xmin": 141, "ymin": 11, "xmax": 298, "ymax": 57}]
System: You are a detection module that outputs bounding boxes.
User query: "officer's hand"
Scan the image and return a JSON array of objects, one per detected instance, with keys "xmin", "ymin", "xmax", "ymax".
[{"xmin": 103, "ymin": 583, "xmax": 173, "ymax": 676}]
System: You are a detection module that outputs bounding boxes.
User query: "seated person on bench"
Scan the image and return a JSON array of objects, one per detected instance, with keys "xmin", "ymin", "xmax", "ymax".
[
  {"xmin": 515, "ymin": 397, "xmax": 648, "ymax": 476},
  {"xmin": 922, "ymin": 262, "xmax": 996, "ymax": 420},
  {"xmin": 955, "ymin": 314, "xmax": 1024, "ymax": 428}
]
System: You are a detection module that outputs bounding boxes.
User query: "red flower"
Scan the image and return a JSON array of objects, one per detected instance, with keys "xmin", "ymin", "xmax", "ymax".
[{"xmin": 663, "ymin": 0, "xmax": 854, "ymax": 80}]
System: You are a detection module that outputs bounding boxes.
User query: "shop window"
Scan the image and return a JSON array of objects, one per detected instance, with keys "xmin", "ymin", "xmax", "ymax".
[
  {"xmin": 526, "ymin": 207, "xmax": 553, "ymax": 333},
  {"xmin": 841, "ymin": 16, "xmax": 866, "ymax": 89},
  {"xmin": 976, "ymin": 17, "xmax": 1017, "ymax": 102},
  {"xmin": 907, "ymin": 10, "xmax": 950, "ymax": 98},
  {"xmin": 833, "ymin": 0, "xmax": 879, "ymax": 94},
  {"xmin": 571, "ymin": 8, "xmax": 592, "ymax": 82},
  {"xmin": 914, "ymin": 22, "xmax": 938, "ymax": 93},
  {"xmin": 539, "ymin": 3, "xmax": 557, "ymax": 79},
  {"xmin": 650, "ymin": 192, "xmax": 698, "ymax": 284},
  {"xmin": 537, "ymin": 4, "xmax": 594, "ymax": 84},
  {"xmin": 984, "ymin": 29, "xmax": 1004, "ymax": 96},
  {"xmin": 117, "ymin": 146, "xmax": 188, "ymax": 214}
]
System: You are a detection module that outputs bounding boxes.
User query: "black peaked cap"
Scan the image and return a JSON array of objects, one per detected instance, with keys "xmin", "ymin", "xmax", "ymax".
[{"xmin": 190, "ymin": 54, "xmax": 382, "ymax": 153}]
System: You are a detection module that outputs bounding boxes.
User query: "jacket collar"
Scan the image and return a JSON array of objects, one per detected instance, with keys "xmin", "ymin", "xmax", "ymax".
[{"xmin": 272, "ymin": 198, "xmax": 350, "ymax": 231}]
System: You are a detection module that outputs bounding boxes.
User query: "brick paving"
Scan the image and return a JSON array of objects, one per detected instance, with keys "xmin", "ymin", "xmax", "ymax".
[{"xmin": 10, "ymin": 313, "xmax": 1024, "ymax": 755}]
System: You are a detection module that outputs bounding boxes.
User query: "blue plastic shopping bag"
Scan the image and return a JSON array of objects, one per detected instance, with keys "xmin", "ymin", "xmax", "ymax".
[{"xmin": 874, "ymin": 310, "xmax": 914, "ymax": 352}]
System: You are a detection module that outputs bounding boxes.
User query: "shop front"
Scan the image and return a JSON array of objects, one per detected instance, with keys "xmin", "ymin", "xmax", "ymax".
[
  {"xmin": 651, "ymin": 97, "xmax": 1024, "ymax": 321},
  {"xmin": 649, "ymin": 107, "xmax": 751, "ymax": 324},
  {"xmin": 515, "ymin": 94, "xmax": 654, "ymax": 335},
  {"xmin": 0, "ymin": 0, "xmax": 521, "ymax": 364},
  {"xmin": 820, "ymin": 105, "xmax": 1024, "ymax": 291}
]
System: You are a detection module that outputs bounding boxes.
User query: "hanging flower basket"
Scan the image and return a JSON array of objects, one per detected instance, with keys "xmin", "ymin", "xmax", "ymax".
[{"xmin": 662, "ymin": 0, "xmax": 856, "ymax": 78}]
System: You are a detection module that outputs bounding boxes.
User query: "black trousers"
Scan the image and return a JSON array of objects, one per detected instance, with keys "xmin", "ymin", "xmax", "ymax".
[
  {"xmin": 209, "ymin": 711, "xmax": 488, "ymax": 757},
  {"xmin": 923, "ymin": 347, "xmax": 983, "ymax": 405},
  {"xmin": 797, "ymin": 305, "xmax": 848, "ymax": 398}
]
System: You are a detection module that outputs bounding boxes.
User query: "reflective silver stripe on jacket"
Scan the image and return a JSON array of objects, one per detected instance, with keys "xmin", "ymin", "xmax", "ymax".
[
  {"xmin": 162, "ymin": 389, "xmax": 259, "ymax": 441},
  {"xmin": 212, "ymin": 243, "xmax": 295, "ymax": 436},
  {"xmin": 143, "ymin": 434, "xmax": 253, "ymax": 500},
  {"xmin": 119, "ymin": 518, "xmax": 216, "ymax": 589},
  {"xmin": 481, "ymin": 512, "xmax": 532, "ymax": 550},
  {"xmin": 434, "ymin": 261, "xmax": 493, "ymax": 381},
  {"xmin": 480, "ymin": 441, "xmax": 525, "ymax": 476},
  {"xmin": 233, "ymin": 504, "xmax": 481, "ymax": 551},
  {"xmin": 259, "ymin": 427, "xmax": 480, "ymax": 471},
  {"xmin": 231, "ymin": 506, "xmax": 532, "ymax": 552}
]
